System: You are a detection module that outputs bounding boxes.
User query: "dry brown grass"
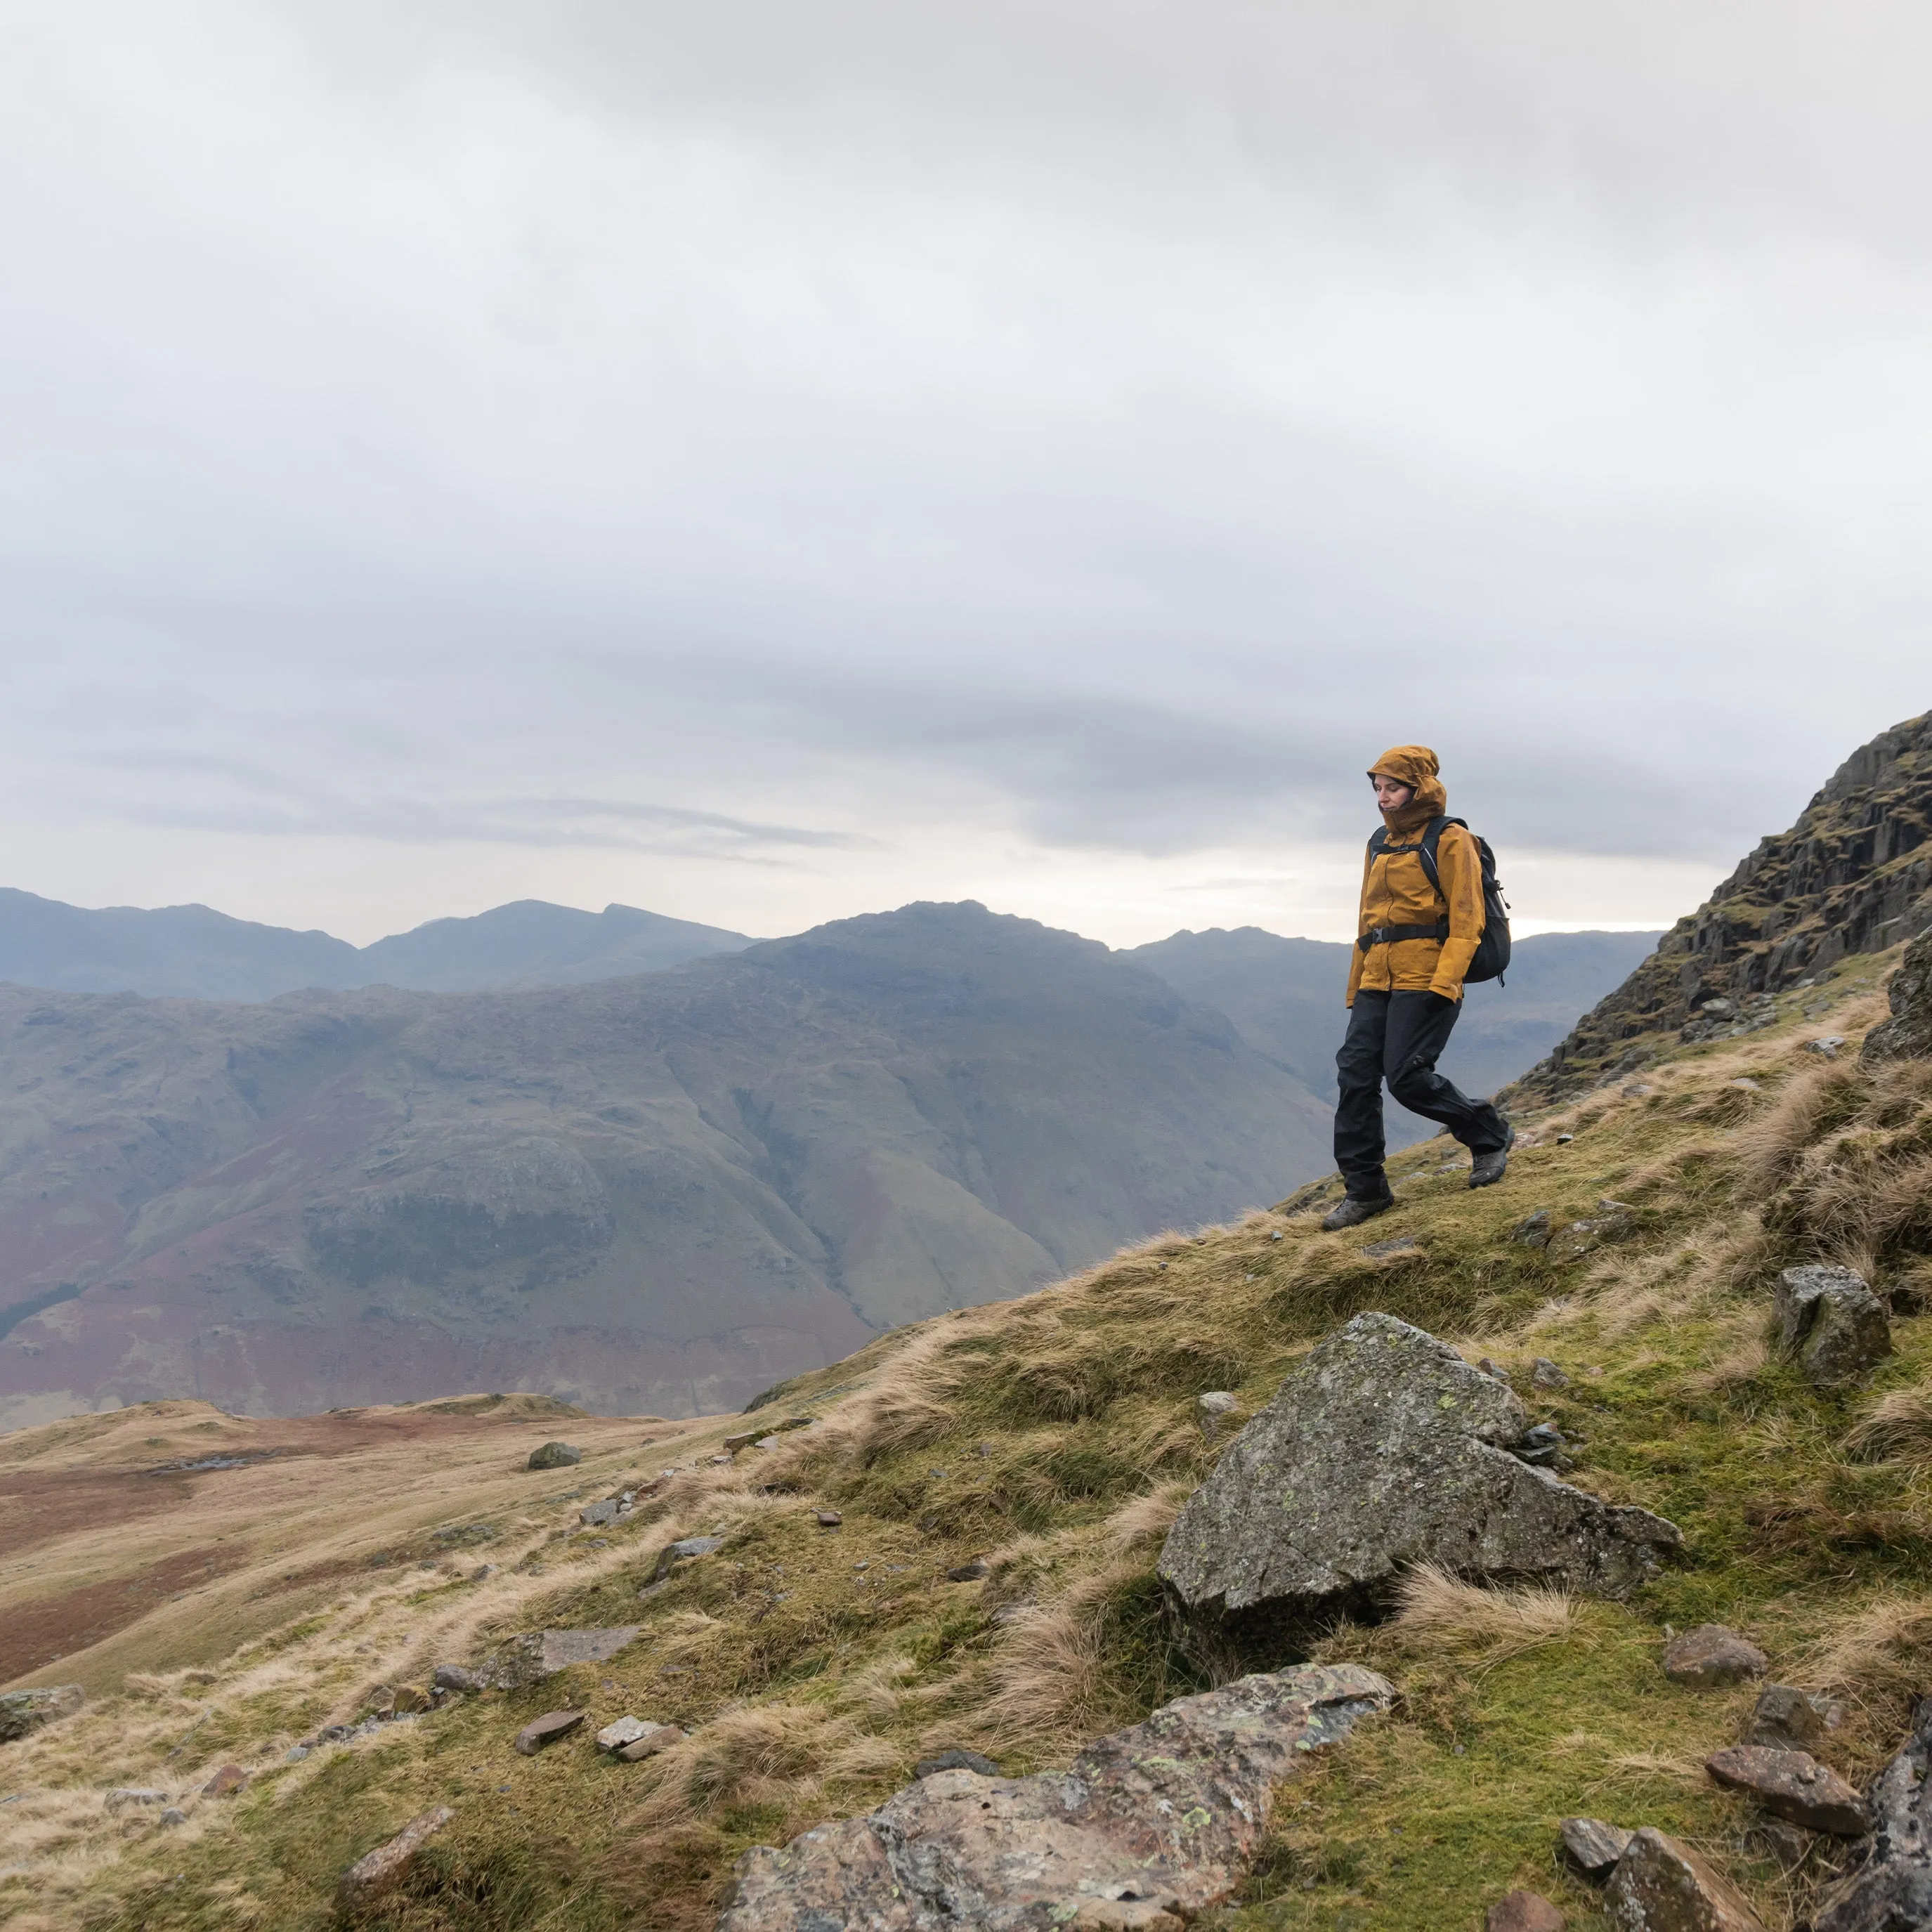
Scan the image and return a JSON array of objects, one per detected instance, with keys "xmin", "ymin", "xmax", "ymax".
[
  {"xmin": 1801, "ymin": 1591, "xmax": 1932, "ymax": 1699},
  {"xmin": 977, "ymin": 1553, "xmax": 1152, "ymax": 1747},
  {"xmin": 1845, "ymin": 1385, "xmax": 1932, "ymax": 1464},
  {"xmin": 1735, "ymin": 1060, "xmax": 1867, "ymax": 1194},
  {"xmin": 1383, "ymin": 1562, "xmax": 1583, "ymax": 1662},
  {"xmin": 622, "ymin": 1700, "xmax": 852, "ymax": 1834}
]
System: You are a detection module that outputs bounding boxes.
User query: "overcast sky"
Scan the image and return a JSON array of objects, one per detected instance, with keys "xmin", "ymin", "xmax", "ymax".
[{"xmin": 1, "ymin": 2, "xmax": 1928, "ymax": 948}]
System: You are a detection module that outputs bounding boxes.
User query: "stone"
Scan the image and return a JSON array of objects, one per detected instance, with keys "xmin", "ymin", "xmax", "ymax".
[
  {"xmin": 651, "ymin": 1536, "xmax": 726, "ymax": 1584},
  {"xmin": 1805, "ymin": 1036, "xmax": 1849, "ymax": 1058},
  {"xmin": 513, "ymin": 1709, "xmax": 586, "ymax": 1756},
  {"xmin": 526, "ymin": 1440, "xmax": 582, "ymax": 1469},
  {"xmin": 1156, "ymin": 1314, "xmax": 1681, "ymax": 1647},
  {"xmin": 433, "ymin": 1664, "xmax": 486, "ymax": 1695},
  {"xmin": 1603, "ymin": 1827, "xmax": 1766, "ymax": 1930},
  {"xmin": 1664, "ymin": 1626, "xmax": 1768, "ymax": 1688},
  {"xmin": 1531, "ymin": 1357, "xmax": 1570, "ymax": 1390},
  {"xmin": 1562, "ymin": 1816, "xmax": 1635, "ymax": 1876},
  {"xmin": 717, "ymin": 1663, "xmax": 1392, "ymax": 1932},
  {"xmin": 615, "ymin": 1723, "xmax": 684, "ymax": 1761},
  {"xmin": 1704, "ymin": 1746, "xmax": 1870, "ymax": 1835},
  {"xmin": 1547, "ymin": 1202, "xmax": 1639, "ymax": 1265},
  {"xmin": 1513, "ymin": 1423, "xmax": 1569, "ymax": 1468},
  {"xmin": 1488, "ymin": 1892, "xmax": 1566, "ymax": 1932},
  {"xmin": 337, "ymin": 1806, "xmax": 455, "ymax": 1911},
  {"xmin": 723, "ymin": 1431, "xmax": 760, "ymax": 1452},
  {"xmin": 159, "ymin": 1806, "xmax": 187, "ymax": 1826},
  {"xmin": 1556, "ymin": 1132, "xmax": 1575, "ymax": 1144},
  {"xmin": 482, "ymin": 1626, "xmax": 641, "ymax": 1689},
  {"xmin": 104, "ymin": 1788, "xmax": 170, "ymax": 1813},
  {"xmin": 816, "ymin": 1510, "xmax": 843, "ymax": 1527},
  {"xmin": 200, "ymin": 1764, "xmax": 247, "ymax": 1797},
  {"xmin": 1773, "ymin": 1265, "xmax": 1893, "ymax": 1388},
  {"xmin": 595, "ymin": 1716, "xmax": 653, "ymax": 1751},
  {"xmin": 1810, "ymin": 1693, "xmax": 1932, "ymax": 1929},
  {"xmin": 1363, "ymin": 1236, "xmax": 1425, "ymax": 1259},
  {"xmin": 1865, "ymin": 928, "xmax": 1932, "ymax": 1064},
  {"xmin": 1197, "ymin": 1390, "xmax": 1239, "ymax": 1437},
  {"xmin": 285, "ymin": 1745, "xmax": 310, "ymax": 1763},
  {"xmin": 580, "ymin": 1499, "xmax": 620, "ymax": 1527},
  {"xmin": 946, "ymin": 1560, "xmax": 990, "ymax": 1582},
  {"xmin": 1745, "ymin": 1684, "xmax": 1829, "ymax": 1751},
  {"xmin": 913, "ymin": 1747, "xmax": 999, "ymax": 1779},
  {"xmin": 0, "ymin": 1684, "xmax": 84, "ymax": 1742},
  {"xmin": 1514, "ymin": 1210, "xmax": 1554, "ymax": 1247}
]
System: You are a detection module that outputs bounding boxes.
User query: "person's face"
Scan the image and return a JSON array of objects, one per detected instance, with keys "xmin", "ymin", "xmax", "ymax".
[{"xmin": 1373, "ymin": 774, "xmax": 1414, "ymax": 814}]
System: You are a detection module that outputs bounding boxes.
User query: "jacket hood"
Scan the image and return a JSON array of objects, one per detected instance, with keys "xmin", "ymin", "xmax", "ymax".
[{"xmin": 1368, "ymin": 745, "xmax": 1447, "ymax": 835}]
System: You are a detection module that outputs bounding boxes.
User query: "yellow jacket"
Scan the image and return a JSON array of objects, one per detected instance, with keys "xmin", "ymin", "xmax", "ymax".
[{"xmin": 1345, "ymin": 745, "xmax": 1484, "ymax": 1006}]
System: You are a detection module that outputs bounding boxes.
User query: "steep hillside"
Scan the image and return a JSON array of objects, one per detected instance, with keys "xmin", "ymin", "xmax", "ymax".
[
  {"xmin": 1521, "ymin": 708, "xmax": 1932, "ymax": 1097},
  {"xmin": 1131, "ymin": 926, "xmax": 1661, "ymax": 1130},
  {"xmin": 1, "ymin": 939, "xmax": 1926, "ymax": 1932},
  {"xmin": 0, "ymin": 892, "xmax": 752, "ymax": 1002},
  {"xmin": 0, "ymin": 903, "xmax": 1331, "ymax": 1428}
]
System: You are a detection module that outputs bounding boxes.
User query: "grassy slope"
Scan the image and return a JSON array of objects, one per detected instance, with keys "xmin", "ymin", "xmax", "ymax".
[{"xmin": 4, "ymin": 951, "xmax": 1932, "ymax": 1931}]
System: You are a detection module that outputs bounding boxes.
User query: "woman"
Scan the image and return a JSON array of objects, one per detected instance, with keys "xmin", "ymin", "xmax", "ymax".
[{"xmin": 1323, "ymin": 745, "xmax": 1513, "ymax": 1232}]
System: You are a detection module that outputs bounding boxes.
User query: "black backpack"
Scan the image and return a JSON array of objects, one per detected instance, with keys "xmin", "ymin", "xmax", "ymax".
[{"xmin": 1366, "ymin": 815, "xmax": 1512, "ymax": 984}]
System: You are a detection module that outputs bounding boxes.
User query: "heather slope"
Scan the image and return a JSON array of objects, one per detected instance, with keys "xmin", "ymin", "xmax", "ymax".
[{"xmin": 3, "ymin": 943, "xmax": 1929, "ymax": 1932}]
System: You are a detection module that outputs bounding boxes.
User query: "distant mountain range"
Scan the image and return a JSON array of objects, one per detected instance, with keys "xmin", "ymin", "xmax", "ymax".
[
  {"xmin": 0, "ymin": 889, "xmax": 753, "ymax": 1001},
  {"xmin": 0, "ymin": 903, "xmax": 1332, "ymax": 1426}
]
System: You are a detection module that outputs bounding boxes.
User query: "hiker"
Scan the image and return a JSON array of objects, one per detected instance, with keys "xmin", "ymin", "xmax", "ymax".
[{"xmin": 1323, "ymin": 745, "xmax": 1513, "ymax": 1232}]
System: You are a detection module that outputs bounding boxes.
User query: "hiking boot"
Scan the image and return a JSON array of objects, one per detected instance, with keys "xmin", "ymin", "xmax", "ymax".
[
  {"xmin": 1468, "ymin": 1125, "xmax": 1515, "ymax": 1190},
  {"xmin": 1321, "ymin": 1190, "xmax": 1395, "ymax": 1232}
]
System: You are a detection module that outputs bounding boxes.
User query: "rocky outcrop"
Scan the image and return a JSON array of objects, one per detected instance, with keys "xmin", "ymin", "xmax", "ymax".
[
  {"xmin": 1518, "ymin": 710, "xmax": 1932, "ymax": 1095},
  {"xmin": 1773, "ymin": 1266, "xmax": 1892, "ymax": 1388},
  {"xmin": 1156, "ymin": 1314, "xmax": 1680, "ymax": 1649},
  {"xmin": 0, "ymin": 1683, "xmax": 83, "ymax": 1743},
  {"xmin": 338, "ymin": 1806, "xmax": 455, "ymax": 1913},
  {"xmin": 481, "ymin": 1626, "xmax": 639, "ymax": 1688},
  {"xmin": 717, "ymin": 1664, "xmax": 1392, "ymax": 1931},
  {"xmin": 1704, "ymin": 1747, "xmax": 1869, "ymax": 1836},
  {"xmin": 1864, "ymin": 926, "xmax": 1932, "ymax": 1064},
  {"xmin": 1603, "ymin": 1827, "xmax": 1766, "ymax": 1930},
  {"xmin": 1810, "ymin": 1696, "xmax": 1932, "ymax": 1931}
]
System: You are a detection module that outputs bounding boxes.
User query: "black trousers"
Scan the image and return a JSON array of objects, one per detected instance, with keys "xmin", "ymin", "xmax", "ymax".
[{"xmin": 1334, "ymin": 988, "xmax": 1510, "ymax": 1199}]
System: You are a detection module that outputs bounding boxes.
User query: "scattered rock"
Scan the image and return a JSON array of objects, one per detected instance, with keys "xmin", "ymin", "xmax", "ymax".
[
  {"xmin": 946, "ymin": 1560, "xmax": 990, "ymax": 1582},
  {"xmin": 709, "ymin": 1454, "xmax": 733, "ymax": 1465},
  {"xmin": 1197, "ymin": 1391, "xmax": 1239, "ymax": 1438},
  {"xmin": 1664, "ymin": 1626, "xmax": 1768, "ymax": 1688},
  {"xmin": 1805, "ymin": 1036, "xmax": 1849, "ymax": 1059},
  {"xmin": 1364, "ymin": 1235, "xmax": 1425, "ymax": 1259},
  {"xmin": 651, "ymin": 1536, "xmax": 726, "ymax": 1584},
  {"xmin": 815, "ymin": 1510, "xmax": 843, "ymax": 1527},
  {"xmin": 1810, "ymin": 1692, "xmax": 1932, "ymax": 1929},
  {"xmin": 1562, "ymin": 1816, "xmax": 1634, "ymax": 1876},
  {"xmin": 1863, "ymin": 927, "xmax": 1932, "ymax": 1064},
  {"xmin": 471, "ymin": 1563, "xmax": 497, "ymax": 1581},
  {"xmin": 595, "ymin": 1716, "xmax": 655, "ymax": 1751},
  {"xmin": 482, "ymin": 1627, "xmax": 641, "ymax": 1689},
  {"xmin": 913, "ymin": 1747, "xmax": 999, "ymax": 1779},
  {"xmin": 717, "ymin": 1664, "xmax": 1392, "ymax": 1931},
  {"xmin": 722, "ymin": 1430, "xmax": 760, "ymax": 1452},
  {"xmin": 1531, "ymin": 1357, "xmax": 1570, "ymax": 1390},
  {"xmin": 1705, "ymin": 1745, "xmax": 1870, "ymax": 1835},
  {"xmin": 1158, "ymin": 1313, "xmax": 1681, "ymax": 1649},
  {"xmin": 1603, "ymin": 1826, "xmax": 1766, "ymax": 1930},
  {"xmin": 1478, "ymin": 1357, "xmax": 1514, "ymax": 1385},
  {"xmin": 1547, "ymin": 1201, "xmax": 1639, "ymax": 1265},
  {"xmin": 1514, "ymin": 1210, "xmax": 1554, "ymax": 1246},
  {"xmin": 104, "ymin": 1788, "xmax": 170, "ymax": 1813},
  {"xmin": 1774, "ymin": 1265, "xmax": 1893, "ymax": 1388},
  {"xmin": 1728, "ymin": 1078, "xmax": 1761, "ymax": 1092},
  {"xmin": 433, "ymin": 1664, "xmax": 485, "ymax": 1695},
  {"xmin": 0, "ymin": 1684, "xmax": 84, "ymax": 1743},
  {"xmin": 1513, "ymin": 1423, "xmax": 1570, "ymax": 1469},
  {"xmin": 337, "ymin": 1806, "xmax": 455, "ymax": 1912},
  {"xmin": 285, "ymin": 1745, "xmax": 310, "ymax": 1763},
  {"xmin": 1488, "ymin": 1891, "xmax": 1566, "ymax": 1932},
  {"xmin": 526, "ymin": 1441, "xmax": 582, "ymax": 1470},
  {"xmin": 159, "ymin": 1806, "xmax": 187, "ymax": 1826},
  {"xmin": 1745, "ymin": 1684, "xmax": 1832, "ymax": 1751},
  {"xmin": 580, "ymin": 1499, "xmax": 620, "ymax": 1527},
  {"xmin": 514, "ymin": 1709, "xmax": 586, "ymax": 1756},
  {"xmin": 200, "ymin": 1764, "xmax": 247, "ymax": 1798},
  {"xmin": 616, "ymin": 1723, "xmax": 684, "ymax": 1762}
]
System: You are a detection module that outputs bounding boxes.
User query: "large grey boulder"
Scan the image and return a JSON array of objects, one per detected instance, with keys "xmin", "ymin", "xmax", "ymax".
[
  {"xmin": 1811, "ymin": 1695, "xmax": 1932, "ymax": 1931},
  {"xmin": 481, "ymin": 1626, "xmax": 640, "ymax": 1688},
  {"xmin": 1773, "ymin": 1266, "xmax": 1892, "ymax": 1388},
  {"xmin": 0, "ymin": 1684, "xmax": 83, "ymax": 1744},
  {"xmin": 1157, "ymin": 1313, "xmax": 1680, "ymax": 1647},
  {"xmin": 1863, "ymin": 927, "xmax": 1932, "ymax": 1064},
  {"xmin": 718, "ymin": 1663, "xmax": 1392, "ymax": 1931}
]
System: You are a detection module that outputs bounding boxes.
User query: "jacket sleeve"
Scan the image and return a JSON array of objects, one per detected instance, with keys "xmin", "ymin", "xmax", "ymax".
[
  {"xmin": 1344, "ymin": 844, "xmax": 1372, "ymax": 1007},
  {"xmin": 1430, "ymin": 825, "xmax": 1484, "ymax": 1000}
]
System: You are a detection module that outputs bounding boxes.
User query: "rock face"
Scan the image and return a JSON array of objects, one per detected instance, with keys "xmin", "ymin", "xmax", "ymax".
[
  {"xmin": 1811, "ymin": 1696, "xmax": 1932, "ymax": 1931},
  {"xmin": 1662, "ymin": 1626, "xmax": 1769, "ymax": 1689},
  {"xmin": 717, "ymin": 1663, "xmax": 1392, "ymax": 1931},
  {"xmin": 1704, "ymin": 1747, "xmax": 1870, "ymax": 1835},
  {"xmin": 1519, "ymin": 710, "xmax": 1932, "ymax": 1097},
  {"xmin": 1864, "ymin": 926, "xmax": 1932, "ymax": 1064},
  {"xmin": 1604, "ymin": 1827, "xmax": 1766, "ymax": 1931},
  {"xmin": 0, "ymin": 1683, "xmax": 83, "ymax": 1743},
  {"xmin": 1773, "ymin": 1266, "xmax": 1893, "ymax": 1388},
  {"xmin": 337, "ymin": 1806, "xmax": 455, "ymax": 1911},
  {"xmin": 1156, "ymin": 1314, "xmax": 1681, "ymax": 1645},
  {"xmin": 483, "ymin": 1626, "xmax": 641, "ymax": 1688}
]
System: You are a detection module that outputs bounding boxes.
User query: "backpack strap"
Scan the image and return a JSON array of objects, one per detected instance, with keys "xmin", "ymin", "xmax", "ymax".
[{"xmin": 1371, "ymin": 816, "xmax": 1463, "ymax": 902}]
